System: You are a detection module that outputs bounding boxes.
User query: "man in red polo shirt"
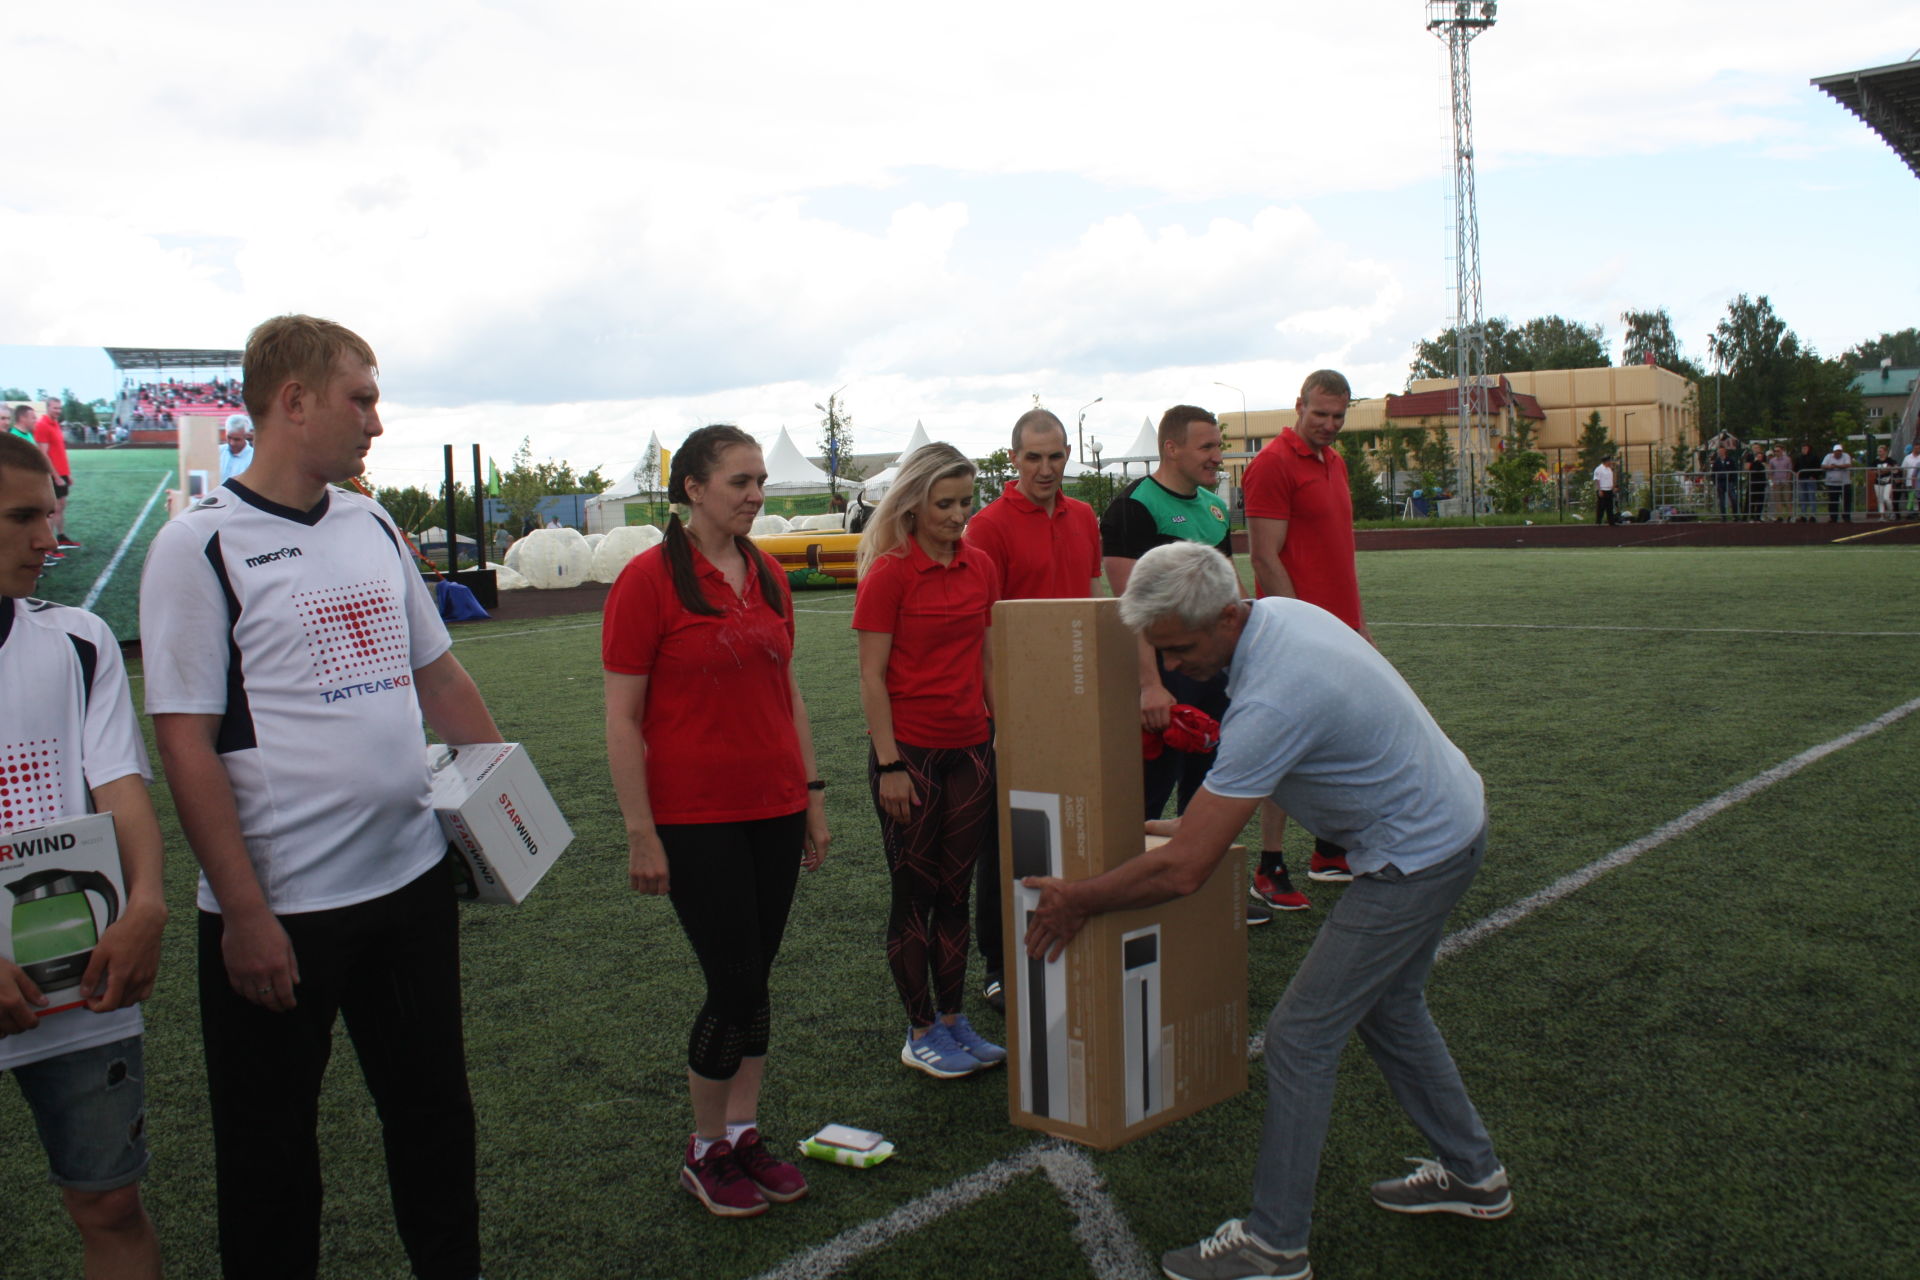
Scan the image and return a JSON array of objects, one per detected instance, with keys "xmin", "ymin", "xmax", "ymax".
[
  {"xmin": 1242, "ymin": 370, "xmax": 1370, "ymax": 911},
  {"xmin": 963, "ymin": 407, "xmax": 1100, "ymax": 1009},
  {"xmin": 33, "ymin": 397, "xmax": 80, "ymax": 549}
]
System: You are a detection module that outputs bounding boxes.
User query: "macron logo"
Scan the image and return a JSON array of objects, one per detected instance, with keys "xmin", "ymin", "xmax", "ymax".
[{"xmin": 244, "ymin": 546, "xmax": 304, "ymax": 568}]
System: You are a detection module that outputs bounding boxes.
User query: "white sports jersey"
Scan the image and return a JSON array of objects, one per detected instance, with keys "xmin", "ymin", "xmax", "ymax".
[
  {"xmin": 0, "ymin": 597, "xmax": 150, "ymax": 1070},
  {"xmin": 140, "ymin": 481, "xmax": 453, "ymax": 914}
]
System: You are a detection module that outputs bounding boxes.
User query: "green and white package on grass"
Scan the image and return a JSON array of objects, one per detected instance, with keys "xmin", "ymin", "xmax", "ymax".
[{"xmin": 800, "ymin": 1124, "xmax": 895, "ymax": 1168}]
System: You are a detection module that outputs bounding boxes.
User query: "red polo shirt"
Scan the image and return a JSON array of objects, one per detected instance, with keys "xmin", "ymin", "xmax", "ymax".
[
  {"xmin": 852, "ymin": 538, "xmax": 998, "ymax": 748},
  {"xmin": 33, "ymin": 415, "xmax": 71, "ymax": 477},
  {"xmin": 602, "ymin": 542, "xmax": 806, "ymax": 825},
  {"xmin": 1242, "ymin": 427, "xmax": 1363, "ymax": 630},
  {"xmin": 963, "ymin": 481, "xmax": 1100, "ymax": 600}
]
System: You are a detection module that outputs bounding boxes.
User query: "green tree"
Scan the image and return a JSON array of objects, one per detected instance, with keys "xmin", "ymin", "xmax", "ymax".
[
  {"xmin": 1408, "ymin": 315, "xmax": 1608, "ymax": 387},
  {"xmin": 1408, "ymin": 423, "xmax": 1455, "ymax": 509},
  {"xmin": 1707, "ymin": 294, "xmax": 1798, "ymax": 438},
  {"xmin": 1843, "ymin": 327, "xmax": 1920, "ymax": 368},
  {"xmin": 1619, "ymin": 307, "xmax": 1707, "ymax": 381},
  {"xmin": 1781, "ymin": 354, "xmax": 1863, "ymax": 452},
  {"xmin": 975, "ymin": 448, "xmax": 1012, "ymax": 498},
  {"xmin": 817, "ymin": 391, "xmax": 854, "ymax": 501},
  {"xmin": 493, "ymin": 438, "xmax": 609, "ymax": 532},
  {"xmin": 0, "ymin": 386, "xmax": 28, "ymax": 400},
  {"xmin": 372, "ymin": 484, "xmax": 437, "ymax": 534},
  {"xmin": 1575, "ymin": 411, "xmax": 1614, "ymax": 471},
  {"xmin": 1335, "ymin": 433, "xmax": 1389, "ymax": 519},
  {"xmin": 59, "ymin": 387, "xmax": 98, "ymax": 429},
  {"xmin": 1485, "ymin": 418, "xmax": 1548, "ymax": 515},
  {"xmin": 1070, "ymin": 469, "xmax": 1119, "ymax": 517}
]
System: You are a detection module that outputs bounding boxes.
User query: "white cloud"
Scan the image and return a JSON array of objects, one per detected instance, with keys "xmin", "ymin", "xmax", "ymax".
[{"xmin": 2, "ymin": 0, "xmax": 1913, "ymax": 482}]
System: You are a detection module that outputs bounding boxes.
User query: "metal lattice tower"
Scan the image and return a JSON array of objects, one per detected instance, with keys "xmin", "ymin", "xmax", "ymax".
[{"xmin": 1428, "ymin": 1, "xmax": 1497, "ymax": 490}]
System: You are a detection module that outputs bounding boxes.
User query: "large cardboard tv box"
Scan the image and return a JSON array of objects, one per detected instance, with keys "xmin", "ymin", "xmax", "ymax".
[
  {"xmin": 0, "ymin": 813, "xmax": 125, "ymax": 1016},
  {"xmin": 427, "ymin": 743, "xmax": 573, "ymax": 904},
  {"xmin": 992, "ymin": 597, "xmax": 1248, "ymax": 1149}
]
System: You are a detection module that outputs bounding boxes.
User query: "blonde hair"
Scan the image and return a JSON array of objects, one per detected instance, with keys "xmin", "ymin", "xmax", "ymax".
[
  {"xmin": 243, "ymin": 315, "xmax": 377, "ymax": 422},
  {"xmin": 857, "ymin": 442, "xmax": 976, "ymax": 576}
]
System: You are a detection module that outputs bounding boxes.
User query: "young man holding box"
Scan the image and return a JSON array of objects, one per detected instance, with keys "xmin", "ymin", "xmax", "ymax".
[
  {"xmin": 141, "ymin": 315, "xmax": 502, "ymax": 1279},
  {"xmin": 1, "ymin": 432, "xmax": 168, "ymax": 1279}
]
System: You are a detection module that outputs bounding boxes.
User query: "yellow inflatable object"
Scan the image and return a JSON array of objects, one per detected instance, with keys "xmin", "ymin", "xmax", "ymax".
[{"xmin": 750, "ymin": 529, "xmax": 862, "ymax": 588}]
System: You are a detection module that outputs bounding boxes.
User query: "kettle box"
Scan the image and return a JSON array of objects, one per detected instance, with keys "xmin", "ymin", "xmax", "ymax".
[
  {"xmin": 0, "ymin": 813, "xmax": 125, "ymax": 1016},
  {"xmin": 427, "ymin": 744, "xmax": 573, "ymax": 904},
  {"xmin": 992, "ymin": 598, "xmax": 1249, "ymax": 1150}
]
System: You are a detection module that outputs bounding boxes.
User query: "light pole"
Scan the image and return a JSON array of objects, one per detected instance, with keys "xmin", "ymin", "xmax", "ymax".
[
  {"xmin": 813, "ymin": 383, "xmax": 848, "ymax": 502},
  {"xmin": 1213, "ymin": 381, "xmax": 1249, "ymax": 445},
  {"xmin": 1077, "ymin": 397, "xmax": 1102, "ymax": 461}
]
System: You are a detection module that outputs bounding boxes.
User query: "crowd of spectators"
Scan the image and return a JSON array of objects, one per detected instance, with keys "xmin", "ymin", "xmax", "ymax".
[{"xmin": 117, "ymin": 376, "xmax": 243, "ymax": 432}]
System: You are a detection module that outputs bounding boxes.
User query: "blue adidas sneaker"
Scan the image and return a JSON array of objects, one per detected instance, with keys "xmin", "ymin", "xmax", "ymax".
[
  {"xmin": 901, "ymin": 1022, "xmax": 982, "ymax": 1078},
  {"xmin": 946, "ymin": 1015, "xmax": 1006, "ymax": 1066}
]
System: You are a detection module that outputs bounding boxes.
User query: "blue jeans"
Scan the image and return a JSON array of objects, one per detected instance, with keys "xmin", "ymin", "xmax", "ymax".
[
  {"xmin": 8, "ymin": 1034, "xmax": 149, "ymax": 1191},
  {"xmin": 1247, "ymin": 830, "xmax": 1498, "ymax": 1250}
]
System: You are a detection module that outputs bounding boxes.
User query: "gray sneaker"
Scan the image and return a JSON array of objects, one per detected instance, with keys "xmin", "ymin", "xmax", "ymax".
[
  {"xmin": 1370, "ymin": 1157, "xmax": 1511, "ymax": 1219},
  {"xmin": 1161, "ymin": 1219, "xmax": 1308, "ymax": 1280}
]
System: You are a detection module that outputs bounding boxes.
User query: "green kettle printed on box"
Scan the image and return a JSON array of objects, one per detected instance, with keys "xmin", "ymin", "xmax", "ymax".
[{"xmin": 6, "ymin": 869, "xmax": 120, "ymax": 995}]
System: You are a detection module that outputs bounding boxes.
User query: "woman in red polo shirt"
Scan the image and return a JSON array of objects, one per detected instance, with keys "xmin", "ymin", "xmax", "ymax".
[
  {"xmin": 854, "ymin": 442, "xmax": 1006, "ymax": 1079},
  {"xmin": 603, "ymin": 424, "xmax": 829, "ymax": 1218}
]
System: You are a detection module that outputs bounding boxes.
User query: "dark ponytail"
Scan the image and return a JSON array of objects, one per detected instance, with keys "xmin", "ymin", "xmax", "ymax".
[{"xmin": 661, "ymin": 425, "xmax": 788, "ymax": 619}]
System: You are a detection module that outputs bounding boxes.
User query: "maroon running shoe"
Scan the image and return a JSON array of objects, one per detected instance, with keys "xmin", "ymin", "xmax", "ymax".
[
  {"xmin": 731, "ymin": 1127, "xmax": 809, "ymax": 1203},
  {"xmin": 679, "ymin": 1137, "xmax": 768, "ymax": 1217}
]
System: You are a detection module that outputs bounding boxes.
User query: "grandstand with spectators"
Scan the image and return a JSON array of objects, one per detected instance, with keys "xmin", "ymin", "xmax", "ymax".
[{"xmin": 104, "ymin": 346, "xmax": 244, "ymax": 445}]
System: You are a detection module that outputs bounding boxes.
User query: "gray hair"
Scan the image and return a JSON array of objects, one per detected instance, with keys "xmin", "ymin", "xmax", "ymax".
[{"xmin": 1118, "ymin": 541, "xmax": 1239, "ymax": 630}]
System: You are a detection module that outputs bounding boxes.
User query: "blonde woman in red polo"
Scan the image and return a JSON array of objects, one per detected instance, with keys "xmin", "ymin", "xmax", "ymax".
[
  {"xmin": 854, "ymin": 443, "xmax": 1007, "ymax": 1079},
  {"xmin": 604, "ymin": 425, "xmax": 829, "ymax": 1218}
]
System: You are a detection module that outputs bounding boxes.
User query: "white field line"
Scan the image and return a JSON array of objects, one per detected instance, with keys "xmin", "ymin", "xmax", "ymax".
[
  {"xmin": 449, "ymin": 620, "xmax": 600, "ymax": 644},
  {"xmin": 1435, "ymin": 692, "xmax": 1920, "ymax": 960},
  {"xmin": 1244, "ymin": 691, "xmax": 1920, "ymax": 1059},
  {"xmin": 81, "ymin": 472, "xmax": 172, "ymax": 612},
  {"xmin": 750, "ymin": 1141, "xmax": 1153, "ymax": 1280},
  {"xmin": 1375, "ymin": 620, "xmax": 1920, "ymax": 638}
]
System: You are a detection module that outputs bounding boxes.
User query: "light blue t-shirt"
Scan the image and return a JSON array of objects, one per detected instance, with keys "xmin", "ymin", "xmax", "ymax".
[{"xmin": 1205, "ymin": 598, "xmax": 1485, "ymax": 875}]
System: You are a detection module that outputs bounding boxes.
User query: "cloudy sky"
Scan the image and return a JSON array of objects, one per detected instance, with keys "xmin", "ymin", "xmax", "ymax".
[{"xmin": 4, "ymin": 1, "xmax": 1914, "ymax": 488}]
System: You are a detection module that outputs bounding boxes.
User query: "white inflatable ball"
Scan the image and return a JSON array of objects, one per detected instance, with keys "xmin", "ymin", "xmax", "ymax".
[
  {"xmin": 492, "ymin": 564, "xmax": 532, "ymax": 591},
  {"xmin": 514, "ymin": 528, "xmax": 592, "ymax": 589},
  {"xmin": 750, "ymin": 514, "xmax": 792, "ymax": 536},
  {"xmin": 504, "ymin": 537, "xmax": 528, "ymax": 574},
  {"xmin": 583, "ymin": 532, "xmax": 606, "ymax": 553},
  {"xmin": 591, "ymin": 524, "xmax": 663, "ymax": 583}
]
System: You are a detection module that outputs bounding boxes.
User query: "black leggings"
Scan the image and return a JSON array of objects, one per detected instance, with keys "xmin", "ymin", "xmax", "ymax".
[
  {"xmin": 870, "ymin": 740, "xmax": 995, "ymax": 1027},
  {"xmin": 660, "ymin": 811, "xmax": 806, "ymax": 1080}
]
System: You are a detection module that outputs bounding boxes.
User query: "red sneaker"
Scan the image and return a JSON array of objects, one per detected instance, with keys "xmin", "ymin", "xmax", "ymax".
[
  {"xmin": 731, "ymin": 1127, "xmax": 809, "ymax": 1203},
  {"xmin": 679, "ymin": 1137, "xmax": 767, "ymax": 1217},
  {"xmin": 1251, "ymin": 870, "xmax": 1310, "ymax": 911},
  {"xmin": 1308, "ymin": 851, "xmax": 1353, "ymax": 882}
]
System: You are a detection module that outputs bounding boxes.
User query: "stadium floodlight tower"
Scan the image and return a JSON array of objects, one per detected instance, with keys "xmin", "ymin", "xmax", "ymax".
[{"xmin": 1428, "ymin": 0, "xmax": 1497, "ymax": 502}]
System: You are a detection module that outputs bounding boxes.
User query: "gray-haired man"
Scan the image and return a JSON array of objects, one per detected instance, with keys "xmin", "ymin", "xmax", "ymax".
[{"xmin": 1023, "ymin": 540, "xmax": 1507, "ymax": 1280}]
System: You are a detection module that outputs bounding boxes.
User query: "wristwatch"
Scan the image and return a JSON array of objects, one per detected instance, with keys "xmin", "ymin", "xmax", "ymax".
[{"xmin": 875, "ymin": 760, "xmax": 909, "ymax": 775}]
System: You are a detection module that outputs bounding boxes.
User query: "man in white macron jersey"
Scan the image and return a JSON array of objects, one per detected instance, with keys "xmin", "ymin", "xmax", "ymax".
[
  {"xmin": 1, "ymin": 432, "xmax": 168, "ymax": 1279},
  {"xmin": 140, "ymin": 315, "xmax": 502, "ymax": 1280}
]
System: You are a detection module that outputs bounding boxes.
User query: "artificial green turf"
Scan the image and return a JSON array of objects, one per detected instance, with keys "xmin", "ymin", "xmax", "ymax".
[
  {"xmin": 26, "ymin": 447, "xmax": 176, "ymax": 640},
  {"xmin": 1, "ymin": 547, "xmax": 1915, "ymax": 1278}
]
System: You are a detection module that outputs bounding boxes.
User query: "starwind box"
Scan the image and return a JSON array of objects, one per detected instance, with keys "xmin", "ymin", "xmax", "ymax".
[
  {"xmin": 427, "ymin": 743, "xmax": 573, "ymax": 904},
  {"xmin": 0, "ymin": 813, "xmax": 125, "ymax": 1016},
  {"xmin": 991, "ymin": 598, "xmax": 1248, "ymax": 1148}
]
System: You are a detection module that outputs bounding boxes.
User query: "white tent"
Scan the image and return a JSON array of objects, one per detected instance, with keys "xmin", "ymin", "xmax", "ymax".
[
  {"xmin": 417, "ymin": 526, "xmax": 477, "ymax": 549},
  {"xmin": 602, "ymin": 431, "xmax": 667, "ymax": 499},
  {"xmin": 585, "ymin": 431, "xmax": 668, "ymax": 534},
  {"xmin": 857, "ymin": 421, "xmax": 936, "ymax": 501},
  {"xmin": 1111, "ymin": 415, "xmax": 1161, "ymax": 464},
  {"xmin": 762, "ymin": 426, "xmax": 833, "ymax": 490}
]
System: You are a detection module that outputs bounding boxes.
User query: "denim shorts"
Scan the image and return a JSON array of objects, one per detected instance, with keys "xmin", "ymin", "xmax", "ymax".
[{"xmin": 6, "ymin": 1034, "xmax": 150, "ymax": 1191}]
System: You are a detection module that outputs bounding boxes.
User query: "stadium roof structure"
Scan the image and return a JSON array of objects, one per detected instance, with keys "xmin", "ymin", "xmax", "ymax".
[
  {"xmin": 104, "ymin": 346, "xmax": 245, "ymax": 372},
  {"xmin": 1813, "ymin": 56, "xmax": 1920, "ymax": 181}
]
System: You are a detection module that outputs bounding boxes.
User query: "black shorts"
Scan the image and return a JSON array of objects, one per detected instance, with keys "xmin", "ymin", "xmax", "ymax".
[{"xmin": 53, "ymin": 477, "xmax": 70, "ymax": 499}]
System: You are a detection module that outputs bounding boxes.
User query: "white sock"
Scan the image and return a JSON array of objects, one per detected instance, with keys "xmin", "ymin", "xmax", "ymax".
[
  {"xmin": 725, "ymin": 1120, "xmax": 755, "ymax": 1146},
  {"xmin": 692, "ymin": 1134, "xmax": 720, "ymax": 1159}
]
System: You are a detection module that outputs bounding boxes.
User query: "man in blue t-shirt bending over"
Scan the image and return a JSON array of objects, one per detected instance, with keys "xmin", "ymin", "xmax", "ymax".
[{"xmin": 1023, "ymin": 539, "xmax": 1508, "ymax": 1280}]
